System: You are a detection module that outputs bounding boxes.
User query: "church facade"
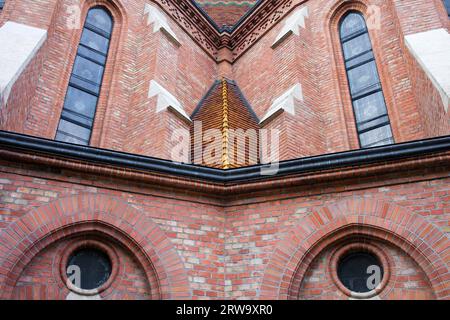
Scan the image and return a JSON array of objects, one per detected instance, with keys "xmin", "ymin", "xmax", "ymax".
[{"xmin": 0, "ymin": 0, "xmax": 449, "ymax": 299}]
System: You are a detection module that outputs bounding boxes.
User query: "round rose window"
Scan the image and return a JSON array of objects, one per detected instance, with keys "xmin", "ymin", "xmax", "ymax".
[
  {"xmin": 337, "ymin": 252, "xmax": 384, "ymax": 293},
  {"xmin": 67, "ymin": 248, "xmax": 112, "ymax": 290}
]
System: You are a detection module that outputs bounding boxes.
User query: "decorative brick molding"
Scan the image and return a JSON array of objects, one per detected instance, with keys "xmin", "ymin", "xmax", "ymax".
[
  {"xmin": 260, "ymin": 198, "xmax": 450, "ymax": 300},
  {"xmin": 156, "ymin": 0, "xmax": 220, "ymax": 58},
  {"xmin": 152, "ymin": 0, "xmax": 309, "ymax": 61},
  {"xmin": 144, "ymin": 3, "xmax": 181, "ymax": 46},
  {"xmin": 0, "ymin": 194, "xmax": 191, "ymax": 299}
]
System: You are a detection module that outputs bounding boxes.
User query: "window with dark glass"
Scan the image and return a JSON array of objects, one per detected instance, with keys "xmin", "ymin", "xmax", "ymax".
[
  {"xmin": 340, "ymin": 12, "xmax": 394, "ymax": 148},
  {"xmin": 0, "ymin": 0, "xmax": 5, "ymax": 10},
  {"xmin": 67, "ymin": 248, "xmax": 112, "ymax": 290},
  {"xmin": 337, "ymin": 252, "xmax": 384, "ymax": 293},
  {"xmin": 55, "ymin": 7, "xmax": 113, "ymax": 145},
  {"xmin": 444, "ymin": 0, "xmax": 450, "ymax": 17}
]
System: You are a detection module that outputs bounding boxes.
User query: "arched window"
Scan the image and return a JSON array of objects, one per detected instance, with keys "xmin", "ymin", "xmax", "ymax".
[
  {"xmin": 55, "ymin": 7, "xmax": 113, "ymax": 145},
  {"xmin": 339, "ymin": 12, "xmax": 394, "ymax": 148},
  {"xmin": 444, "ymin": 0, "xmax": 450, "ymax": 17},
  {"xmin": 0, "ymin": 0, "xmax": 5, "ymax": 10}
]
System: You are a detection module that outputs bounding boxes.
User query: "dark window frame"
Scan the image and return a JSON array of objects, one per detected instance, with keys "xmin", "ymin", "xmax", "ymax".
[
  {"xmin": 67, "ymin": 248, "xmax": 112, "ymax": 290},
  {"xmin": 56, "ymin": 6, "xmax": 113, "ymax": 146},
  {"xmin": 339, "ymin": 11, "xmax": 395, "ymax": 148},
  {"xmin": 337, "ymin": 251, "xmax": 384, "ymax": 293}
]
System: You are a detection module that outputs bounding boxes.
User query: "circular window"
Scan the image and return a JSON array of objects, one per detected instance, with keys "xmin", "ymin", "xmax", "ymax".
[
  {"xmin": 67, "ymin": 248, "xmax": 112, "ymax": 291},
  {"xmin": 337, "ymin": 252, "xmax": 384, "ymax": 293}
]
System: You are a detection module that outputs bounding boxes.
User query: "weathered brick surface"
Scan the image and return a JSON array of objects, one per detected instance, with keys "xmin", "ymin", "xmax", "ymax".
[
  {"xmin": 299, "ymin": 242, "xmax": 436, "ymax": 300},
  {"xmin": 0, "ymin": 158, "xmax": 449, "ymax": 299},
  {"xmin": 0, "ymin": 0, "xmax": 449, "ymax": 300},
  {"xmin": 12, "ymin": 237, "xmax": 152, "ymax": 300},
  {"xmin": 1, "ymin": 0, "xmax": 449, "ymax": 161}
]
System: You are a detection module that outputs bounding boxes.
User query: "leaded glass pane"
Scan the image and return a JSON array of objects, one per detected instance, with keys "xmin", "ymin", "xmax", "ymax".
[
  {"xmin": 337, "ymin": 252, "xmax": 384, "ymax": 293},
  {"xmin": 86, "ymin": 8, "xmax": 113, "ymax": 35},
  {"xmin": 72, "ymin": 56, "xmax": 104, "ymax": 85},
  {"xmin": 63, "ymin": 86, "xmax": 98, "ymax": 117},
  {"xmin": 340, "ymin": 13, "xmax": 366, "ymax": 39},
  {"xmin": 56, "ymin": 7, "xmax": 113, "ymax": 146},
  {"xmin": 359, "ymin": 124, "xmax": 393, "ymax": 148},
  {"xmin": 80, "ymin": 28, "xmax": 110, "ymax": 54},
  {"xmin": 343, "ymin": 33, "xmax": 372, "ymax": 60},
  {"xmin": 67, "ymin": 249, "xmax": 112, "ymax": 290},
  {"xmin": 353, "ymin": 92, "xmax": 387, "ymax": 124},
  {"xmin": 347, "ymin": 61, "xmax": 379, "ymax": 96}
]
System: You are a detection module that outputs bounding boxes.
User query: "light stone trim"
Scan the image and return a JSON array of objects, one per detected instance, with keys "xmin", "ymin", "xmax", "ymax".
[
  {"xmin": 405, "ymin": 28, "xmax": 450, "ymax": 112},
  {"xmin": 272, "ymin": 6, "xmax": 309, "ymax": 49},
  {"xmin": 148, "ymin": 80, "xmax": 191, "ymax": 122},
  {"xmin": 260, "ymin": 83, "xmax": 303, "ymax": 125},
  {"xmin": 0, "ymin": 22, "xmax": 47, "ymax": 106},
  {"xmin": 144, "ymin": 3, "xmax": 181, "ymax": 46}
]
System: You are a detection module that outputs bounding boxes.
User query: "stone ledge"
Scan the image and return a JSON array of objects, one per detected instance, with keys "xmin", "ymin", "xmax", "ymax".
[
  {"xmin": 148, "ymin": 80, "xmax": 191, "ymax": 123},
  {"xmin": 405, "ymin": 28, "xmax": 450, "ymax": 113},
  {"xmin": 0, "ymin": 22, "xmax": 47, "ymax": 106}
]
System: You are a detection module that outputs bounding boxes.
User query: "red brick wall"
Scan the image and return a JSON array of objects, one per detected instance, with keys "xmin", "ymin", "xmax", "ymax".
[
  {"xmin": 0, "ymin": 0, "xmax": 217, "ymax": 157},
  {"xmin": 404, "ymin": 48, "xmax": 450, "ymax": 138},
  {"xmin": 233, "ymin": 0, "xmax": 450, "ymax": 159},
  {"xmin": 1, "ymin": 0, "xmax": 449, "ymax": 163},
  {"xmin": 0, "ymin": 157, "xmax": 449, "ymax": 299},
  {"xmin": 200, "ymin": 4, "xmax": 253, "ymax": 27},
  {"xmin": 298, "ymin": 241, "xmax": 435, "ymax": 300},
  {"xmin": 12, "ymin": 237, "xmax": 152, "ymax": 300}
]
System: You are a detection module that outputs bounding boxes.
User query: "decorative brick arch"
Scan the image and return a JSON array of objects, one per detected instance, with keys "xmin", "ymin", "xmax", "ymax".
[
  {"xmin": 0, "ymin": 194, "xmax": 190, "ymax": 299},
  {"xmin": 260, "ymin": 198, "xmax": 450, "ymax": 300}
]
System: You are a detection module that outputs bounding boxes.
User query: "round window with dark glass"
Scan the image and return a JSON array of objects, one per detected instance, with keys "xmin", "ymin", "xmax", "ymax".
[
  {"xmin": 337, "ymin": 252, "xmax": 384, "ymax": 293},
  {"xmin": 66, "ymin": 248, "xmax": 112, "ymax": 291}
]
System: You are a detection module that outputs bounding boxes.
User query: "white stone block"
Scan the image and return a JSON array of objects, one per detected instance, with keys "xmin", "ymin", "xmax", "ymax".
[
  {"xmin": 0, "ymin": 22, "xmax": 47, "ymax": 105},
  {"xmin": 272, "ymin": 6, "xmax": 309, "ymax": 48},
  {"xmin": 144, "ymin": 3, "xmax": 181, "ymax": 46},
  {"xmin": 260, "ymin": 83, "xmax": 303, "ymax": 125},
  {"xmin": 148, "ymin": 80, "xmax": 191, "ymax": 122},
  {"xmin": 405, "ymin": 28, "xmax": 450, "ymax": 112}
]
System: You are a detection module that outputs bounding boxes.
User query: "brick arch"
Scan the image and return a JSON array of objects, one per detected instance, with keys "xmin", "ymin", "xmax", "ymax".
[
  {"xmin": 0, "ymin": 194, "xmax": 191, "ymax": 300},
  {"xmin": 260, "ymin": 198, "xmax": 450, "ymax": 300}
]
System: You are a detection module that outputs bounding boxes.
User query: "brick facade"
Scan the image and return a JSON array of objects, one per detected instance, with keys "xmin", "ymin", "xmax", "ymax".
[{"xmin": 0, "ymin": 0, "xmax": 449, "ymax": 300}]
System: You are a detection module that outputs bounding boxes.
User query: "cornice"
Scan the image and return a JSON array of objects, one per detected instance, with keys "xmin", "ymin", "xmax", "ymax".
[
  {"xmin": 0, "ymin": 131, "xmax": 449, "ymax": 196},
  {"xmin": 155, "ymin": 0, "xmax": 305, "ymax": 62}
]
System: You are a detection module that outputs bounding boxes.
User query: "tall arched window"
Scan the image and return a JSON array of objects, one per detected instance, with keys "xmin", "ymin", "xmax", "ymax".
[
  {"xmin": 0, "ymin": 0, "xmax": 5, "ymax": 10},
  {"xmin": 340, "ymin": 12, "xmax": 394, "ymax": 148},
  {"xmin": 55, "ymin": 7, "xmax": 113, "ymax": 145}
]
